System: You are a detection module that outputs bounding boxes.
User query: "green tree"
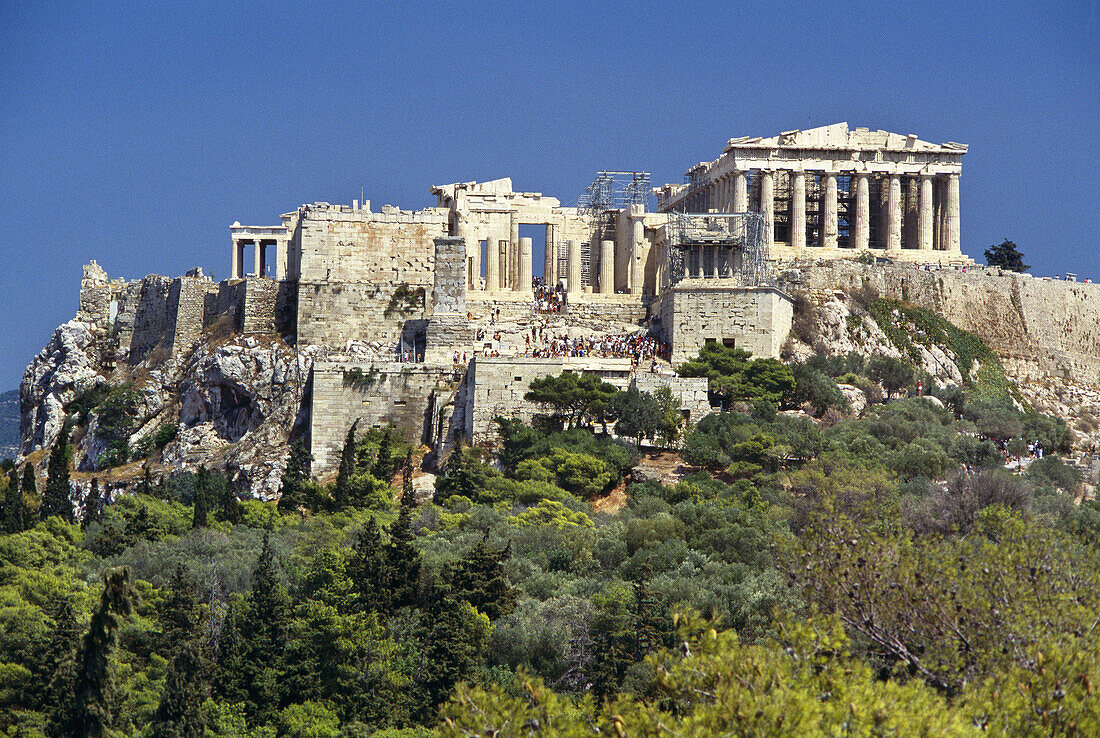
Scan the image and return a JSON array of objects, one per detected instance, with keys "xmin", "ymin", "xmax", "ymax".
[
  {"xmin": 450, "ymin": 537, "xmax": 516, "ymax": 620},
  {"xmin": 434, "ymin": 440, "xmax": 480, "ymax": 504},
  {"xmin": 789, "ymin": 362, "xmax": 850, "ymax": 415},
  {"xmin": 525, "ymin": 372, "xmax": 619, "ymax": 428},
  {"xmin": 387, "ymin": 486, "xmax": 421, "ymax": 610},
  {"xmin": 1007, "ymin": 436, "xmax": 1028, "ymax": 471},
  {"xmin": 151, "ymin": 640, "xmax": 207, "ymax": 738},
  {"xmin": 239, "ymin": 532, "xmax": 292, "ymax": 722},
  {"xmin": 678, "ymin": 343, "xmax": 795, "ymax": 408},
  {"xmin": 159, "ymin": 563, "xmax": 199, "ymax": 652},
  {"xmin": 868, "ymin": 355, "xmax": 914, "ymax": 398},
  {"xmin": 191, "ymin": 466, "xmax": 210, "ymax": 529},
  {"xmin": 277, "ymin": 440, "xmax": 312, "ymax": 514},
  {"xmin": 82, "ymin": 477, "xmax": 103, "ymax": 530},
  {"xmin": 420, "ymin": 595, "xmax": 491, "ymax": 710},
  {"xmin": 50, "ymin": 568, "xmax": 133, "ymax": 738},
  {"xmin": 372, "ymin": 428, "xmax": 394, "ymax": 482},
  {"xmin": 984, "ymin": 239, "xmax": 1029, "ymax": 272},
  {"xmin": 347, "ymin": 516, "xmax": 389, "ymax": 613},
  {"xmin": 653, "ymin": 385, "xmax": 685, "ymax": 448},
  {"xmin": 334, "ymin": 421, "xmax": 359, "ymax": 510},
  {"xmin": 18, "ymin": 463, "xmax": 37, "ymax": 526},
  {"xmin": 4, "ymin": 466, "xmax": 26, "ymax": 532},
  {"xmin": 40, "ymin": 429, "xmax": 73, "ymax": 522},
  {"xmin": 612, "ymin": 388, "xmax": 661, "ymax": 446}
]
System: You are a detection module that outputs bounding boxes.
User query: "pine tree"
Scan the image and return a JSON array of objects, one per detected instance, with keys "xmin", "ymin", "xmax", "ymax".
[
  {"xmin": 347, "ymin": 516, "xmax": 389, "ymax": 613},
  {"xmin": 401, "ymin": 451, "xmax": 415, "ymax": 506},
  {"xmin": 434, "ymin": 440, "xmax": 476, "ymax": 504},
  {"xmin": 159, "ymin": 563, "xmax": 199, "ymax": 652},
  {"xmin": 51, "ymin": 568, "xmax": 133, "ymax": 738},
  {"xmin": 218, "ymin": 480, "xmax": 241, "ymax": 525},
  {"xmin": 212, "ymin": 602, "xmax": 247, "ymax": 705},
  {"xmin": 334, "ymin": 421, "xmax": 359, "ymax": 510},
  {"xmin": 277, "ymin": 440, "xmax": 311, "ymax": 514},
  {"xmin": 192, "ymin": 467, "xmax": 210, "ymax": 529},
  {"xmin": 240, "ymin": 532, "xmax": 291, "ymax": 721},
  {"xmin": 450, "ymin": 536, "xmax": 516, "ymax": 620},
  {"xmin": 387, "ymin": 487, "xmax": 422, "ymax": 610},
  {"xmin": 151, "ymin": 640, "xmax": 207, "ymax": 738},
  {"xmin": 372, "ymin": 429, "xmax": 393, "ymax": 482},
  {"xmin": 82, "ymin": 478, "xmax": 103, "ymax": 530},
  {"xmin": 40, "ymin": 430, "xmax": 73, "ymax": 522},
  {"xmin": 5, "ymin": 466, "xmax": 27, "ymax": 533},
  {"xmin": 19, "ymin": 464, "xmax": 37, "ymax": 527}
]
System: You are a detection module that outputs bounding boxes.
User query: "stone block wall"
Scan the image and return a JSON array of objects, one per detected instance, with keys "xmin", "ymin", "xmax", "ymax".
[
  {"xmin": 296, "ymin": 205, "xmax": 449, "ymax": 347},
  {"xmin": 564, "ymin": 293, "xmax": 650, "ymax": 323},
  {"xmin": 309, "ymin": 361, "xmax": 459, "ymax": 475},
  {"xmin": 115, "ymin": 276, "xmax": 173, "ymax": 363},
  {"xmin": 465, "ymin": 356, "xmax": 635, "ymax": 444},
  {"xmin": 657, "ymin": 284, "xmax": 794, "ymax": 365},
  {"xmin": 432, "ymin": 236, "xmax": 466, "ymax": 315},
  {"xmin": 630, "ymin": 373, "xmax": 712, "ymax": 423},
  {"xmin": 167, "ymin": 277, "xmax": 219, "ymax": 351},
  {"xmin": 779, "ymin": 261, "xmax": 1100, "ymax": 385},
  {"xmin": 242, "ymin": 277, "xmax": 279, "ymax": 334}
]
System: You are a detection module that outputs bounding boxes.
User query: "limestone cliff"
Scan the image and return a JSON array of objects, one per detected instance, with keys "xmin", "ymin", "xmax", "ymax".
[{"xmin": 20, "ymin": 318, "xmax": 311, "ymax": 499}]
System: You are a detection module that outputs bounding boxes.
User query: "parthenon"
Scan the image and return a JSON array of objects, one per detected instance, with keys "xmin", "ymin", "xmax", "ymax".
[{"xmin": 653, "ymin": 123, "xmax": 967, "ymax": 262}]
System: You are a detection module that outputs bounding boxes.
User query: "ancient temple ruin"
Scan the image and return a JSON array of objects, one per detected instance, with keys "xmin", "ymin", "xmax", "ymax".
[{"xmin": 81, "ymin": 123, "xmax": 977, "ymax": 472}]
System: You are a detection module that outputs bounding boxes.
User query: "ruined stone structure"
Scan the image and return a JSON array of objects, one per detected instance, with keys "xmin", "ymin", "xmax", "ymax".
[
  {"xmin": 53, "ymin": 123, "xmax": 1025, "ymax": 479},
  {"xmin": 653, "ymin": 123, "xmax": 970, "ymax": 263}
]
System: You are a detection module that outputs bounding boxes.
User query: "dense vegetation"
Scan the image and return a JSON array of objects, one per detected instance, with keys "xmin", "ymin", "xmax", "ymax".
[{"xmin": 1, "ymin": 339, "xmax": 1097, "ymax": 735}]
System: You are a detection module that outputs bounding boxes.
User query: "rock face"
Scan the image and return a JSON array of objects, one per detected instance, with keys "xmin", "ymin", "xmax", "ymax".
[
  {"xmin": 21, "ymin": 320, "xmax": 106, "ymax": 454},
  {"xmin": 20, "ymin": 325, "xmax": 310, "ymax": 499}
]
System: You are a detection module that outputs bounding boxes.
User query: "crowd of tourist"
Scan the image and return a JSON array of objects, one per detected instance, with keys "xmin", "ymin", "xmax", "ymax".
[
  {"xmin": 522, "ymin": 328, "xmax": 668, "ymax": 363},
  {"xmin": 532, "ymin": 277, "xmax": 565, "ymax": 314}
]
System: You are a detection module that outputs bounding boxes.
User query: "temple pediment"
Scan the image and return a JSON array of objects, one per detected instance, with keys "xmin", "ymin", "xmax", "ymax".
[{"xmin": 724, "ymin": 122, "xmax": 968, "ymax": 154}]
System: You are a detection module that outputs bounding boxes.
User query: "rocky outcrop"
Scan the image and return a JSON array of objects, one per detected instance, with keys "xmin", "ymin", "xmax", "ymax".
[
  {"xmin": 21, "ymin": 320, "xmax": 106, "ymax": 454},
  {"xmin": 20, "ymin": 326, "xmax": 311, "ymax": 499}
]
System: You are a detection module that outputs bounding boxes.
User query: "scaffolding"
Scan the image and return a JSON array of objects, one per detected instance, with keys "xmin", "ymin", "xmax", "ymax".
[
  {"xmin": 577, "ymin": 171, "xmax": 651, "ymax": 217},
  {"xmin": 666, "ymin": 211, "xmax": 771, "ymax": 286}
]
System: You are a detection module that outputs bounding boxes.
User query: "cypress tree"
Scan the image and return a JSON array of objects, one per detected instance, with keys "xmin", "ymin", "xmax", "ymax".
[
  {"xmin": 20, "ymin": 464, "xmax": 37, "ymax": 523},
  {"xmin": 191, "ymin": 467, "xmax": 209, "ymax": 529},
  {"xmin": 40, "ymin": 430, "xmax": 73, "ymax": 522},
  {"xmin": 277, "ymin": 440, "xmax": 311, "ymax": 514},
  {"xmin": 631, "ymin": 566, "xmax": 671, "ymax": 660},
  {"xmin": 151, "ymin": 640, "xmax": 207, "ymax": 738},
  {"xmin": 40, "ymin": 600, "xmax": 81, "ymax": 714},
  {"xmin": 347, "ymin": 516, "xmax": 389, "ymax": 613},
  {"xmin": 240, "ymin": 532, "xmax": 290, "ymax": 720},
  {"xmin": 82, "ymin": 478, "xmax": 103, "ymax": 530},
  {"xmin": 218, "ymin": 478, "xmax": 241, "ymax": 525},
  {"xmin": 434, "ymin": 440, "xmax": 476, "ymax": 504},
  {"xmin": 5, "ymin": 466, "xmax": 28, "ymax": 533},
  {"xmin": 212, "ymin": 602, "xmax": 247, "ymax": 705},
  {"xmin": 159, "ymin": 564, "xmax": 199, "ymax": 652},
  {"xmin": 401, "ymin": 451, "xmax": 415, "ymax": 506},
  {"xmin": 51, "ymin": 568, "xmax": 133, "ymax": 738},
  {"xmin": 387, "ymin": 489, "xmax": 421, "ymax": 609},
  {"xmin": 333, "ymin": 421, "xmax": 359, "ymax": 510},
  {"xmin": 450, "ymin": 536, "xmax": 516, "ymax": 620},
  {"xmin": 371, "ymin": 429, "xmax": 393, "ymax": 482}
]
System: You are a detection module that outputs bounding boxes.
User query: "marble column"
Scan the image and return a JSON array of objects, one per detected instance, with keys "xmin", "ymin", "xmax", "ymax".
[
  {"xmin": 485, "ymin": 234, "xmax": 500, "ymax": 292},
  {"xmin": 822, "ymin": 173, "xmax": 838, "ymax": 249},
  {"xmin": 599, "ymin": 239, "xmax": 614, "ymax": 294},
  {"xmin": 509, "ymin": 216, "xmax": 520, "ymax": 288},
  {"xmin": 853, "ymin": 173, "xmax": 870, "ymax": 251},
  {"xmin": 545, "ymin": 224, "xmax": 556, "ymax": 284},
  {"xmin": 253, "ymin": 241, "xmax": 264, "ymax": 277},
  {"xmin": 732, "ymin": 171, "xmax": 748, "ymax": 213},
  {"xmin": 760, "ymin": 170, "xmax": 774, "ymax": 250},
  {"xmin": 456, "ymin": 220, "xmax": 476, "ymax": 290},
  {"xmin": 276, "ymin": 238, "xmax": 288, "ymax": 280},
  {"xmin": 791, "ymin": 171, "xmax": 806, "ymax": 251},
  {"xmin": 918, "ymin": 174, "xmax": 934, "ymax": 251},
  {"xmin": 567, "ymin": 240, "xmax": 582, "ymax": 296},
  {"xmin": 518, "ymin": 237, "xmax": 533, "ymax": 295},
  {"xmin": 231, "ymin": 239, "xmax": 242, "ymax": 280},
  {"xmin": 945, "ymin": 174, "xmax": 961, "ymax": 253},
  {"xmin": 886, "ymin": 175, "xmax": 902, "ymax": 253}
]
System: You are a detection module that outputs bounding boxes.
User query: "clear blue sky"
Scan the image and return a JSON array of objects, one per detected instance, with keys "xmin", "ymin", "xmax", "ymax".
[{"xmin": 2, "ymin": 1, "xmax": 1097, "ymax": 389}]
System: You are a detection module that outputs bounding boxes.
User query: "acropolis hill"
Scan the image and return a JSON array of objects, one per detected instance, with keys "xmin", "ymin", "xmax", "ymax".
[{"xmin": 19, "ymin": 123, "xmax": 1100, "ymax": 496}]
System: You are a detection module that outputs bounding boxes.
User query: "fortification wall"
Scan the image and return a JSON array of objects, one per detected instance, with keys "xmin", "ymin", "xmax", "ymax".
[
  {"xmin": 780, "ymin": 262, "xmax": 1100, "ymax": 385},
  {"xmin": 296, "ymin": 205, "xmax": 449, "ymax": 347},
  {"xmin": 657, "ymin": 284, "xmax": 794, "ymax": 364},
  {"xmin": 309, "ymin": 361, "xmax": 459, "ymax": 475},
  {"xmin": 564, "ymin": 293, "xmax": 650, "ymax": 323}
]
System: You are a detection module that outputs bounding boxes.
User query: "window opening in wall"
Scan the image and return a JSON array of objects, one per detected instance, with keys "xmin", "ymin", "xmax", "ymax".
[
  {"xmin": 723, "ymin": 338, "xmax": 736, "ymax": 348},
  {"xmin": 518, "ymin": 224, "xmax": 546, "ymax": 280},
  {"xmin": 837, "ymin": 175, "xmax": 853, "ymax": 249},
  {"xmin": 806, "ymin": 174, "xmax": 823, "ymax": 247}
]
